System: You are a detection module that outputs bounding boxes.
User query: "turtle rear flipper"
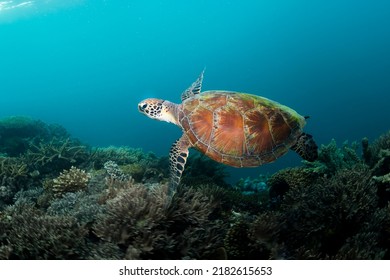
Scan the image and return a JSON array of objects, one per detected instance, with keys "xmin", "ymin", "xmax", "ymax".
[{"xmin": 291, "ymin": 133, "xmax": 318, "ymax": 162}]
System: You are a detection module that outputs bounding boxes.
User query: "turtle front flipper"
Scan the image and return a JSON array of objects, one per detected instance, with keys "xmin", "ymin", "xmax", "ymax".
[
  {"xmin": 169, "ymin": 134, "xmax": 191, "ymax": 196},
  {"xmin": 291, "ymin": 133, "xmax": 318, "ymax": 162}
]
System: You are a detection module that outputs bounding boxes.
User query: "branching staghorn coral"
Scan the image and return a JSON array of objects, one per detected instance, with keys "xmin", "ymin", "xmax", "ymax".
[
  {"xmin": 0, "ymin": 157, "xmax": 28, "ymax": 179},
  {"xmin": 24, "ymin": 138, "xmax": 88, "ymax": 173},
  {"xmin": 0, "ymin": 157, "xmax": 29, "ymax": 208}
]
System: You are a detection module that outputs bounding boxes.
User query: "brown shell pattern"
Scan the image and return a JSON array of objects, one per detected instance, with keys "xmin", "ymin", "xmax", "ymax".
[{"xmin": 178, "ymin": 91, "xmax": 305, "ymax": 167}]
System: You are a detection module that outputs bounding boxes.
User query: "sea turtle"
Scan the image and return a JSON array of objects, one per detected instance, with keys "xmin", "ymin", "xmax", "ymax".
[{"xmin": 138, "ymin": 71, "xmax": 318, "ymax": 194}]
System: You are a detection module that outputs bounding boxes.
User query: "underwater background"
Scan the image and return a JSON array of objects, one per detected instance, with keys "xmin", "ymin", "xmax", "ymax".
[
  {"xmin": 1, "ymin": 0, "xmax": 389, "ymax": 179},
  {"xmin": 0, "ymin": 0, "xmax": 389, "ymax": 260}
]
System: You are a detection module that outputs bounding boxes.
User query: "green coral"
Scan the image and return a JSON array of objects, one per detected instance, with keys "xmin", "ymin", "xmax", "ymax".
[
  {"xmin": 121, "ymin": 163, "xmax": 145, "ymax": 182},
  {"xmin": 304, "ymin": 139, "xmax": 362, "ymax": 175},
  {"xmin": 120, "ymin": 162, "xmax": 166, "ymax": 183},
  {"xmin": 363, "ymin": 130, "xmax": 390, "ymax": 168},
  {"xmin": 373, "ymin": 173, "xmax": 390, "ymax": 184}
]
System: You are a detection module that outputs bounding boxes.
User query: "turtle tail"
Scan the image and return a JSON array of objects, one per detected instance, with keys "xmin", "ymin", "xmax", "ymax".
[{"xmin": 291, "ymin": 133, "xmax": 318, "ymax": 162}]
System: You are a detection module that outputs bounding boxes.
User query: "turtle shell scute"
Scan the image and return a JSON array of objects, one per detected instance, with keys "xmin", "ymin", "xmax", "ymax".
[{"xmin": 179, "ymin": 91, "xmax": 305, "ymax": 167}]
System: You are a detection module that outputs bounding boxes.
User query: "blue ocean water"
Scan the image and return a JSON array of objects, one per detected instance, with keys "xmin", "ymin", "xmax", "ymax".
[{"xmin": 1, "ymin": 0, "xmax": 389, "ymax": 181}]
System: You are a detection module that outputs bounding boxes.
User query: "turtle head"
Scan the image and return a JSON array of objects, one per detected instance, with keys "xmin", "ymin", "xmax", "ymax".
[{"xmin": 138, "ymin": 98, "xmax": 178, "ymax": 125}]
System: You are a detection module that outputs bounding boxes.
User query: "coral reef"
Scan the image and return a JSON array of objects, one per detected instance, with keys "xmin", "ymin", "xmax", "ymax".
[
  {"xmin": 93, "ymin": 182, "xmax": 168, "ymax": 259},
  {"xmin": 362, "ymin": 131, "xmax": 390, "ymax": 206},
  {"xmin": 88, "ymin": 146, "xmax": 159, "ymax": 169},
  {"xmin": 0, "ymin": 157, "xmax": 29, "ymax": 208},
  {"xmin": 0, "ymin": 203, "xmax": 88, "ymax": 259},
  {"xmin": 303, "ymin": 139, "xmax": 362, "ymax": 175},
  {"xmin": 48, "ymin": 166, "xmax": 90, "ymax": 198},
  {"xmin": 47, "ymin": 191, "xmax": 103, "ymax": 225},
  {"xmin": 13, "ymin": 187, "xmax": 44, "ymax": 206},
  {"xmin": 0, "ymin": 116, "xmax": 48, "ymax": 157},
  {"xmin": 249, "ymin": 165, "xmax": 390, "ymax": 259},
  {"xmin": 267, "ymin": 167, "xmax": 320, "ymax": 205},
  {"xmin": 236, "ymin": 175, "xmax": 268, "ymax": 195},
  {"xmin": 199, "ymin": 183, "xmax": 269, "ymax": 215},
  {"xmin": 181, "ymin": 151, "xmax": 228, "ymax": 187},
  {"xmin": 94, "ymin": 181, "xmax": 225, "ymax": 259},
  {"xmin": 0, "ymin": 116, "xmax": 389, "ymax": 260},
  {"xmin": 24, "ymin": 138, "xmax": 89, "ymax": 174},
  {"xmin": 0, "ymin": 116, "xmax": 72, "ymax": 157},
  {"xmin": 89, "ymin": 148, "xmax": 168, "ymax": 184},
  {"xmin": 224, "ymin": 218, "xmax": 261, "ymax": 259},
  {"xmin": 103, "ymin": 160, "xmax": 128, "ymax": 181},
  {"xmin": 362, "ymin": 131, "xmax": 390, "ymax": 169}
]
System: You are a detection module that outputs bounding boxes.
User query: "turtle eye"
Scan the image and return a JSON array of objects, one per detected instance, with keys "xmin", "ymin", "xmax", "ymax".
[{"xmin": 139, "ymin": 103, "xmax": 148, "ymax": 112}]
